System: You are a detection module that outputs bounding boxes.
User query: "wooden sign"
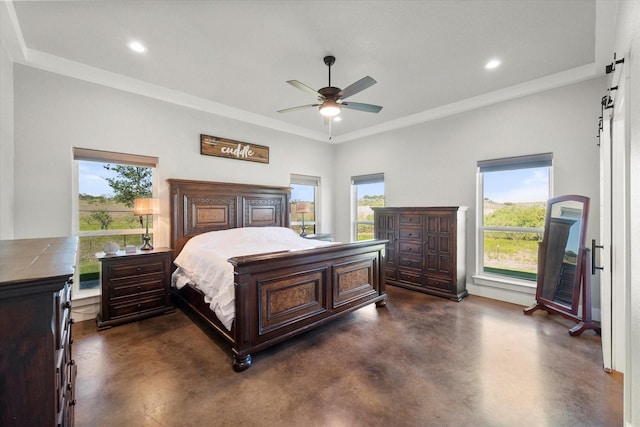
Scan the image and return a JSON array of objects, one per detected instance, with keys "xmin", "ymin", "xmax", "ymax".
[{"xmin": 200, "ymin": 134, "xmax": 269, "ymax": 164}]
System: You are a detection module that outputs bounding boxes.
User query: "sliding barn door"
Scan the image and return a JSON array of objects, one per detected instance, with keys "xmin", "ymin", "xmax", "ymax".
[{"xmin": 599, "ymin": 114, "xmax": 612, "ymax": 372}]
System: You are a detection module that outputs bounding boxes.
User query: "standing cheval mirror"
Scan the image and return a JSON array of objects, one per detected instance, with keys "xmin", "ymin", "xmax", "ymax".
[{"xmin": 524, "ymin": 195, "xmax": 601, "ymax": 336}]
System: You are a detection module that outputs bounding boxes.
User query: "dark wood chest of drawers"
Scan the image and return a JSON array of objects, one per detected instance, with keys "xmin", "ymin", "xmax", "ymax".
[
  {"xmin": 0, "ymin": 237, "xmax": 78, "ymax": 426},
  {"xmin": 374, "ymin": 207, "xmax": 467, "ymax": 301},
  {"xmin": 96, "ymin": 247, "xmax": 173, "ymax": 329}
]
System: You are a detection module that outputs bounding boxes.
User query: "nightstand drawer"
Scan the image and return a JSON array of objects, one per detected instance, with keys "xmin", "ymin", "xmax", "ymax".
[
  {"xmin": 105, "ymin": 259, "xmax": 167, "ymax": 280},
  {"xmin": 109, "ymin": 295, "xmax": 166, "ymax": 319},
  {"xmin": 109, "ymin": 276, "xmax": 165, "ymax": 299}
]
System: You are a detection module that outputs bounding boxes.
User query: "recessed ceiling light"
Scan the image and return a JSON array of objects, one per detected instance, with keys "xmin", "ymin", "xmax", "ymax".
[
  {"xmin": 128, "ymin": 41, "xmax": 147, "ymax": 53},
  {"xmin": 485, "ymin": 59, "xmax": 501, "ymax": 70}
]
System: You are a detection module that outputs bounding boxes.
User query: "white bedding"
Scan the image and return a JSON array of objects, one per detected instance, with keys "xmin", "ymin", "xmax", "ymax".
[{"xmin": 172, "ymin": 227, "xmax": 333, "ymax": 331}]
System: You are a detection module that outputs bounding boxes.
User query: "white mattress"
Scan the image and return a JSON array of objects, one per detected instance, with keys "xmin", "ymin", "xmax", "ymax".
[{"xmin": 172, "ymin": 227, "xmax": 333, "ymax": 331}]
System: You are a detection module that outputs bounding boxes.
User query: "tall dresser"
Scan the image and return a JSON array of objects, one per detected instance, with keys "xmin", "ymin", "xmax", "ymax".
[
  {"xmin": 0, "ymin": 237, "xmax": 78, "ymax": 426},
  {"xmin": 373, "ymin": 207, "xmax": 467, "ymax": 301}
]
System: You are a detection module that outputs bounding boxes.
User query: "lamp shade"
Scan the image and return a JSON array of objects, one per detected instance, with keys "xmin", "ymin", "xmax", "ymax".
[
  {"xmin": 134, "ymin": 197, "xmax": 159, "ymax": 215},
  {"xmin": 295, "ymin": 202, "xmax": 311, "ymax": 214}
]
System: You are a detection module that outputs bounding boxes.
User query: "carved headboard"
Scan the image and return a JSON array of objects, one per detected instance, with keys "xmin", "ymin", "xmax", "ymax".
[{"xmin": 168, "ymin": 179, "xmax": 291, "ymax": 256}]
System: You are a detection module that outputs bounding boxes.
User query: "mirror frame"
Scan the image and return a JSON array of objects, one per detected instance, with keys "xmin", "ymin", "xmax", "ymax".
[
  {"xmin": 536, "ymin": 194, "xmax": 589, "ymax": 315},
  {"xmin": 524, "ymin": 195, "xmax": 600, "ymax": 336}
]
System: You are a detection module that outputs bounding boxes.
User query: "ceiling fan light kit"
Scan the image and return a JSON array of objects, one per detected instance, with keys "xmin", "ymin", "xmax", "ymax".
[
  {"xmin": 278, "ymin": 55, "xmax": 382, "ymax": 120},
  {"xmin": 319, "ymin": 100, "xmax": 341, "ymax": 117}
]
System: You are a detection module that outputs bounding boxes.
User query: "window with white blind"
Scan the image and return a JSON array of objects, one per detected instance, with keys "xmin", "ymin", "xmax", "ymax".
[
  {"xmin": 352, "ymin": 173, "xmax": 385, "ymax": 241},
  {"xmin": 477, "ymin": 153, "xmax": 552, "ymax": 281},
  {"xmin": 73, "ymin": 148, "xmax": 158, "ymax": 297},
  {"xmin": 290, "ymin": 174, "xmax": 320, "ymax": 236}
]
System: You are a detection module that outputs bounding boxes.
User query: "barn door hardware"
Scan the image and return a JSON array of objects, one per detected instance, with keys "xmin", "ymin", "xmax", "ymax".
[
  {"xmin": 591, "ymin": 239, "xmax": 604, "ymax": 275},
  {"xmin": 605, "ymin": 53, "xmax": 624, "ymax": 74}
]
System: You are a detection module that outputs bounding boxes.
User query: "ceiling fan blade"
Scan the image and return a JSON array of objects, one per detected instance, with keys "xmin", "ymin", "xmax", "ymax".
[
  {"xmin": 341, "ymin": 101, "xmax": 383, "ymax": 113},
  {"xmin": 277, "ymin": 104, "xmax": 319, "ymax": 113},
  {"xmin": 339, "ymin": 76, "xmax": 377, "ymax": 100},
  {"xmin": 287, "ymin": 80, "xmax": 324, "ymax": 99}
]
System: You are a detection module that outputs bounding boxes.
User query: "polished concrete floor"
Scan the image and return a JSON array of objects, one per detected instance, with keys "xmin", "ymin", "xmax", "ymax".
[{"xmin": 73, "ymin": 286, "xmax": 622, "ymax": 427}]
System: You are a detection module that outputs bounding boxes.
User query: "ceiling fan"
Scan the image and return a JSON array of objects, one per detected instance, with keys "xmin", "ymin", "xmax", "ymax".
[{"xmin": 277, "ymin": 55, "xmax": 383, "ymax": 119}]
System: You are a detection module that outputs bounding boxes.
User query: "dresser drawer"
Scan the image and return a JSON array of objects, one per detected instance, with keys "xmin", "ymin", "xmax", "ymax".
[
  {"xmin": 398, "ymin": 269, "xmax": 421, "ymax": 284},
  {"xmin": 54, "ymin": 281, "xmax": 72, "ymax": 350},
  {"xmin": 109, "ymin": 294, "xmax": 167, "ymax": 319},
  {"xmin": 105, "ymin": 258, "xmax": 167, "ymax": 280},
  {"xmin": 399, "ymin": 241, "xmax": 422, "ymax": 255},
  {"xmin": 399, "ymin": 228, "xmax": 422, "ymax": 241},
  {"xmin": 425, "ymin": 276, "xmax": 453, "ymax": 291},
  {"xmin": 398, "ymin": 255, "xmax": 421, "ymax": 269},
  {"xmin": 399, "ymin": 214, "xmax": 423, "ymax": 226},
  {"xmin": 109, "ymin": 276, "xmax": 166, "ymax": 299}
]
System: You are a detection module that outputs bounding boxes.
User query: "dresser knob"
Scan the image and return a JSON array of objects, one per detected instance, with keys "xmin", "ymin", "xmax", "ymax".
[
  {"xmin": 63, "ymin": 301, "xmax": 71, "ymax": 309},
  {"xmin": 67, "ymin": 383, "xmax": 73, "ymax": 391},
  {"xmin": 70, "ymin": 318, "xmax": 75, "ymax": 325},
  {"xmin": 69, "ymin": 359, "xmax": 75, "ymax": 366},
  {"xmin": 67, "ymin": 278, "xmax": 74, "ymax": 285},
  {"xmin": 70, "ymin": 399, "xmax": 77, "ymax": 406}
]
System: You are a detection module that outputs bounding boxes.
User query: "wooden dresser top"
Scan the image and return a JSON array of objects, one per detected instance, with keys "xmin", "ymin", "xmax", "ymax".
[{"xmin": 0, "ymin": 237, "xmax": 78, "ymax": 287}]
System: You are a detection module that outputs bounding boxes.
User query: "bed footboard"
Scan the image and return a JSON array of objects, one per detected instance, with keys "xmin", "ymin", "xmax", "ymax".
[{"xmin": 229, "ymin": 240, "xmax": 386, "ymax": 371}]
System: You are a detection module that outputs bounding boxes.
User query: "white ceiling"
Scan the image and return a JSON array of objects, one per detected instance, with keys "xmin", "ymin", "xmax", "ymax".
[{"xmin": 2, "ymin": 1, "xmax": 615, "ymax": 143}]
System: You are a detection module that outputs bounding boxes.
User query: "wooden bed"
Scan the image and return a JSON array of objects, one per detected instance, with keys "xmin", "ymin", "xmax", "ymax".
[{"xmin": 168, "ymin": 179, "xmax": 387, "ymax": 371}]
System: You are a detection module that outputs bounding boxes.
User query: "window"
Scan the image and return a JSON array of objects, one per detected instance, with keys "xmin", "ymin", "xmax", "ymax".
[
  {"xmin": 477, "ymin": 153, "xmax": 552, "ymax": 281},
  {"xmin": 352, "ymin": 173, "xmax": 385, "ymax": 241},
  {"xmin": 290, "ymin": 174, "xmax": 319, "ymax": 236},
  {"xmin": 73, "ymin": 148, "xmax": 157, "ymax": 297}
]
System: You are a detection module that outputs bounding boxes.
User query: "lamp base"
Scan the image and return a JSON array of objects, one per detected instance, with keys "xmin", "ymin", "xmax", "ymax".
[{"xmin": 140, "ymin": 235, "xmax": 153, "ymax": 251}]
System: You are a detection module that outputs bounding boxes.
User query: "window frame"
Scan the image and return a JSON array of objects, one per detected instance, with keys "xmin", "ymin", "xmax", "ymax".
[
  {"xmin": 351, "ymin": 173, "xmax": 385, "ymax": 242},
  {"xmin": 72, "ymin": 148, "xmax": 158, "ymax": 299},
  {"xmin": 476, "ymin": 153, "xmax": 553, "ymax": 282},
  {"xmin": 290, "ymin": 174, "xmax": 320, "ymax": 235}
]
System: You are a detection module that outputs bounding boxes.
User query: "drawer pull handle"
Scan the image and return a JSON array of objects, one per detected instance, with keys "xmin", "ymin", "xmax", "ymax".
[
  {"xmin": 63, "ymin": 301, "xmax": 71, "ymax": 310},
  {"xmin": 70, "ymin": 399, "xmax": 77, "ymax": 406},
  {"xmin": 70, "ymin": 338, "xmax": 74, "ymax": 344},
  {"xmin": 67, "ymin": 278, "xmax": 74, "ymax": 285},
  {"xmin": 67, "ymin": 383, "xmax": 73, "ymax": 391},
  {"xmin": 69, "ymin": 360, "xmax": 75, "ymax": 366},
  {"xmin": 70, "ymin": 318, "xmax": 75, "ymax": 325}
]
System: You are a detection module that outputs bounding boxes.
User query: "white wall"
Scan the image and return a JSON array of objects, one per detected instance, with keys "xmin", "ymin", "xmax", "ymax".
[
  {"xmin": 333, "ymin": 77, "xmax": 604, "ymax": 304},
  {"xmin": 0, "ymin": 35, "xmax": 14, "ymax": 239},
  {"xmin": 12, "ymin": 65, "xmax": 334, "ymax": 246}
]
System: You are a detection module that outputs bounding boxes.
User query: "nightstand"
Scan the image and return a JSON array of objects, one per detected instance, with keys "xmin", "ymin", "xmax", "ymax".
[{"xmin": 96, "ymin": 247, "xmax": 174, "ymax": 330}]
